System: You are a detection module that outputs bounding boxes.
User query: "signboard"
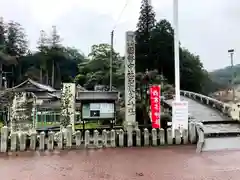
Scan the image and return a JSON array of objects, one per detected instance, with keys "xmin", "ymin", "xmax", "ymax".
[
  {"xmin": 125, "ymin": 31, "xmax": 136, "ymax": 124},
  {"xmin": 150, "ymin": 85, "xmax": 161, "ymax": 128},
  {"xmin": 82, "ymin": 103, "xmax": 114, "ymax": 119},
  {"xmin": 172, "ymin": 101, "xmax": 188, "ymax": 135}
]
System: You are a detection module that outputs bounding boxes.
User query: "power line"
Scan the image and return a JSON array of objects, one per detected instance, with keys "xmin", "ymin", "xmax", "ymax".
[
  {"xmin": 110, "ymin": 0, "xmax": 130, "ymax": 91},
  {"xmin": 112, "ymin": 0, "xmax": 131, "ymax": 31}
]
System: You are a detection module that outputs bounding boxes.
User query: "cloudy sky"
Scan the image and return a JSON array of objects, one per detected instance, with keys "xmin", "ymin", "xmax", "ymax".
[{"xmin": 1, "ymin": 0, "xmax": 240, "ymax": 71}]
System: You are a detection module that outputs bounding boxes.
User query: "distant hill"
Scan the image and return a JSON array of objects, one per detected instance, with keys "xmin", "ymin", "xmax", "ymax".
[{"xmin": 209, "ymin": 64, "xmax": 240, "ymax": 86}]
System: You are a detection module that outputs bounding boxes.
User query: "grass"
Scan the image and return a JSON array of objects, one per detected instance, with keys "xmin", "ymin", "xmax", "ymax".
[
  {"xmin": 37, "ymin": 121, "xmax": 60, "ymax": 128},
  {"xmin": 75, "ymin": 122, "xmax": 99, "ymax": 129},
  {"xmin": 0, "ymin": 121, "xmax": 100, "ymax": 130},
  {"xmin": 36, "ymin": 121, "xmax": 99, "ymax": 129}
]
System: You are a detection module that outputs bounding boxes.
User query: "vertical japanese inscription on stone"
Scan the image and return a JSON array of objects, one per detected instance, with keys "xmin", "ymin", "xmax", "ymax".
[{"xmin": 125, "ymin": 31, "xmax": 136, "ymax": 123}]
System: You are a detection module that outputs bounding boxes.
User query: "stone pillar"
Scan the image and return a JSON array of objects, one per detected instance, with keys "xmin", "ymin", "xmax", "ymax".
[
  {"xmin": 124, "ymin": 31, "xmax": 137, "ymax": 131},
  {"xmin": 10, "ymin": 92, "xmax": 34, "ymax": 134},
  {"xmin": 61, "ymin": 83, "xmax": 76, "ymax": 131},
  {"xmin": 32, "ymin": 99, "xmax": 37, "ymax": 129}
]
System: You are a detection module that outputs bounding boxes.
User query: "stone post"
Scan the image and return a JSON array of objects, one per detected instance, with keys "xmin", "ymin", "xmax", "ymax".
[
  {"xmin": 66, "ymin": 125, "xmax": 72, "ymax": 148},
  {"xmin": 84, "ymin": 130, "xmax": 90, "ymax": 148},
  {"xmin": 1, "ymin": 126, "xmax": 8, "ymax": 152},
  {"xmin": 10, "ymin": 132, "xmax": 17, "ymax": 152},
  {"xmin": 61, "ymin": 83, "xmax": 76, "ymax": 131},
  {"xmin": 75, "ymin": 131, "xmax": 82, "ymax": 147},
  {"xmin": 118, "ymin": 129, "xmax": 124, "ymax": 147},
  {"xmin": 102, "ymin": 130, "xmax": 107, "ymax": 147},
  {"xmin": 93, "ymin": 130, "xmax": 99, "ymax": 148},
  {"xmin": 19, "ymin": 132, "xmax": 26, "ymax": 151},
  {"xmin": 159, "ymin": 128, "xmax": 165, "ymax": 145},
  {"xmin": 110, "ymin": 129, "xmax": 116, "ymax": 147},
  {"xmin": 136, "ymin": 128, "xmax": 141, "ymax": 146},
  {"xmin": 39, "ymin": 132, "xmax": 45, "ymax": 151},
  {"xmin": 48, "ymin": 131, "xmax": 54, "ymax": 151},
  {"xmin": 144, "ymin": 128, "xmax": 149, "ymax": 146},
  {"xmin": 167, "ymin": 128, "xmax": 173, "ymax": 145},
  {"xmin": 152, "ymin": 129, "xmax": 157, "ymax": 146},
  {"xmin": 124, "ymin": 31, "xmax": 137, "ymax": 130},
  {"xmin": 30, "ymin": 132, "xmax": 37, "ymax": 150}
]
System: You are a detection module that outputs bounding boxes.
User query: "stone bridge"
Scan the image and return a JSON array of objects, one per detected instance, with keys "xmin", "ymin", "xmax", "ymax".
[{"xmin": 163, "ymin": 90, "xmax": 240, "ymax": 151}]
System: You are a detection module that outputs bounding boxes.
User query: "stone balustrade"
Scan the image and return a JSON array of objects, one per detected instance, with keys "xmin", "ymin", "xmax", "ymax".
[
  {"xmin": 180, "ymin": 90, "xmax": 235, "ymax": 119},
  {"xmin": 0, "ymin": 123, "xmax": 203, "ymax": 153}
]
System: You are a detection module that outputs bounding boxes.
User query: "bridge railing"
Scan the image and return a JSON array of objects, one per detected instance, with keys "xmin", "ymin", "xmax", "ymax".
[{"xmin": 180, "ymin": 90, "xmax": 238, "ymax": 120}]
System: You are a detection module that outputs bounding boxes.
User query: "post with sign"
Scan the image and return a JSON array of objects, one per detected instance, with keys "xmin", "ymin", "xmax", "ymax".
[
  {"xmin": 124, "ymin": 31, "xmax": 136, "ymax": 129},
  {"xmin": 150, "ymin": 85, "xmax": 161, "ymax": 128},
  {"xmin": 172, "ymin": 101, "xmax": 188, "ymax": 136},
  {"xmin": 172, "ymin": 0, "xmax": 189, "ymax": 136}
]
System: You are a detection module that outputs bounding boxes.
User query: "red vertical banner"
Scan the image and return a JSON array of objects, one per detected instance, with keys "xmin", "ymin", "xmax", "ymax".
[{"xmin": 150, "ymin": 85, "xmax": 161, "ymax": 128}]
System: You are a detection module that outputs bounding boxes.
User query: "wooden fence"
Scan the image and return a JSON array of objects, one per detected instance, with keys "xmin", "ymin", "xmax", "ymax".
[{"xmin": 0, "ymin": 122, "xmax": 202, "ymax": 153}]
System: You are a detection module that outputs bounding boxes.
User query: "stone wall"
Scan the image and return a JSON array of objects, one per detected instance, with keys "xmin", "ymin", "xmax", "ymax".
[{"xmin": 0, "ymin": 122, "xmax": 203, "ymax": 153}]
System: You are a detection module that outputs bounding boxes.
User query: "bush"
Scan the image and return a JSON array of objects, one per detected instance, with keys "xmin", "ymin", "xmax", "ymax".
[
  {"xmin": 136, "ymin": 103, "xmax": 151, "ymax": 125},
  {"xmin": 160, "ymin": 113, "xmax": 172, "ymax": 129}
]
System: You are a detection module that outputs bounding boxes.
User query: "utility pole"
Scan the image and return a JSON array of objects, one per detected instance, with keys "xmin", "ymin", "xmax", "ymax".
[
  {"xmin": 228, "ymin": 49, "xmax": 235, "ymax": 102},
  {"xmin": 173, "ymin": 0, "xmax": 180, "ymax": 101},
  {"xmin": 110, "ymin": 30, "xmax": 114, "ymax": 91}
]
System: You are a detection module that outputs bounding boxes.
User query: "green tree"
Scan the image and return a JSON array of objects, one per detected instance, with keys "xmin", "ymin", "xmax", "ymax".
[
  {"xmin": 37, "ymin": 30, "xmax": 49, "ymax": 83},
  {"xmin": 150, "ymin": 19, "xmax": 208, "ymax": 92},
  {"xmin": 0, "ymin": 17, "xmax": 6, "ymax": 88},
  {"xmin": 3, "ymin": 20, "xmax": 25, "ymax": 86},
  {"xmin": 5, "ymin": 21, "xmax": 28, "ymax": 57},
  {"xmin": 48, "ymin": 26, "xmax": 62, "ymax": 87},
  {"xmin": 151, "ymin": 20, "xmax": 174, "ymax": 83},
  {"xmin": 179, "ymin": 48, "xmax": 206, "ymax": 92},
  {"xmin": 75, "ymin": 43, "xmax": 124, "ymax": 90},
  {"xmin": 135, "ymin": 0, "xmax": 156, "ymax": 72}
]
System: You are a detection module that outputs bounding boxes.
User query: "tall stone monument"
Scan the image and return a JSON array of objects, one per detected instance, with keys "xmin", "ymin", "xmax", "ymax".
[
  {"xmin": 124, "ymin": 31, "xmax": 137, "ymax": 130},
  {"xmin": 61, "ymin": 83, "xmax": 76, "ymax": 131}
]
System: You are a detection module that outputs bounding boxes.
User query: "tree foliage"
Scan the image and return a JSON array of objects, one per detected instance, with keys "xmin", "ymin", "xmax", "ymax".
[
  {"xmin": 135, "ymin": 0, "xmax": 156, "ymax": 72},
  {"xmin": 75, "ymin": 43, "xmax": 124, "ymax": 90},
  {"xmin": 135, "ymin": 2, "xmax": 210, "ymax": 93},
  {"xmin": 0, "ymin": 12, "xmax": 220, "ymax": 96},
  {"xmin": 0, "ymin": 18, "xmax": 86, "ymax": 89}
]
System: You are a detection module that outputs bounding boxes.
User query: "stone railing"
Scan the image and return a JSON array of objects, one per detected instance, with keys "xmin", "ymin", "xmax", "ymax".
[
  {"xmin": 180, "ymin": 90, "xmax": 236, "ymax": 120},
  {"xmin": 0, "ymin": 123, "xmax": 202, "ymax": 153},
  {"xmin": 195, "ymin": 122, "xmax": 204, "ymax": 153}
]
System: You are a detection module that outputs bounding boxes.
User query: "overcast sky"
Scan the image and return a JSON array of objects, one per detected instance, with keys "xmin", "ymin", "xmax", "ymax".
[{"xmin": 1, "ymin": 0, "xmax": 240, "ymax": 71}]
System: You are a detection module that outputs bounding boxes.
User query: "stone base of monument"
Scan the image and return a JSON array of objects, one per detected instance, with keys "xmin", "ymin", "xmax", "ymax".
[{"xmin": 123, "ymin": 121, "xmax": 139, "ymax": 132}]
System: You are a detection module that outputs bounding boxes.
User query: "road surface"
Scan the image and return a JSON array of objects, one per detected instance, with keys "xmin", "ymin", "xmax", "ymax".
[
  {"xmin": 165, "ymin": 96, "xmax": 240, "ymax": 133},
  {"xmin": 165, "ymin": 96, "xmax": 240, "ymax": 151},
  {"xmin": 1, "ymin": 147, "xmax": 240, "ymax": 180},
  {"xmin": 165, "ymin": 96, "xmax": 228, "ymax": 123}
]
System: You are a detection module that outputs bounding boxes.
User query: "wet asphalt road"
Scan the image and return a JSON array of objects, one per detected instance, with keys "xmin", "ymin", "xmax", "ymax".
[{"xmin": 2, "ymin": 147, "xmax": 240, "ymax": 180}]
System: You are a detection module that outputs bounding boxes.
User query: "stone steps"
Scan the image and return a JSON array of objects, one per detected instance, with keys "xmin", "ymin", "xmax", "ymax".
[
  {"xmin": 201, "ymin": 121, "xmax": 240, "ymax": 151},
  {"xmin": 202, "ymin": 137, "xmax": 240, "ymax": 151}
]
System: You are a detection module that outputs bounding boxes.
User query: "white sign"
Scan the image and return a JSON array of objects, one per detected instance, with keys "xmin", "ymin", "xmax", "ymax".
[
  {"xmin": 90, "ymin": 103, "xmax": 100, "ymax": 110},
  {"xmin": 172, "ymin": 101, "xmax": 188, "ymax": 135},
  {"xmin": 125, "ymin": 31, "xmax": 136, "ymax": 124},
  {"xmin": 100, "ymin": 103, "xmax": 114, "ymax": 113},
  {"xmin": 90, "ymin": 103, "xmax": 114, "ymax": 114}
]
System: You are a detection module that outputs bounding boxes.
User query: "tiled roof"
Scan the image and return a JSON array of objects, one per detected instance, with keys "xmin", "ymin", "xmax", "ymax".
[{"xmin": 8, "ymin": 78, "xmax": 56, "ymax": 92}]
